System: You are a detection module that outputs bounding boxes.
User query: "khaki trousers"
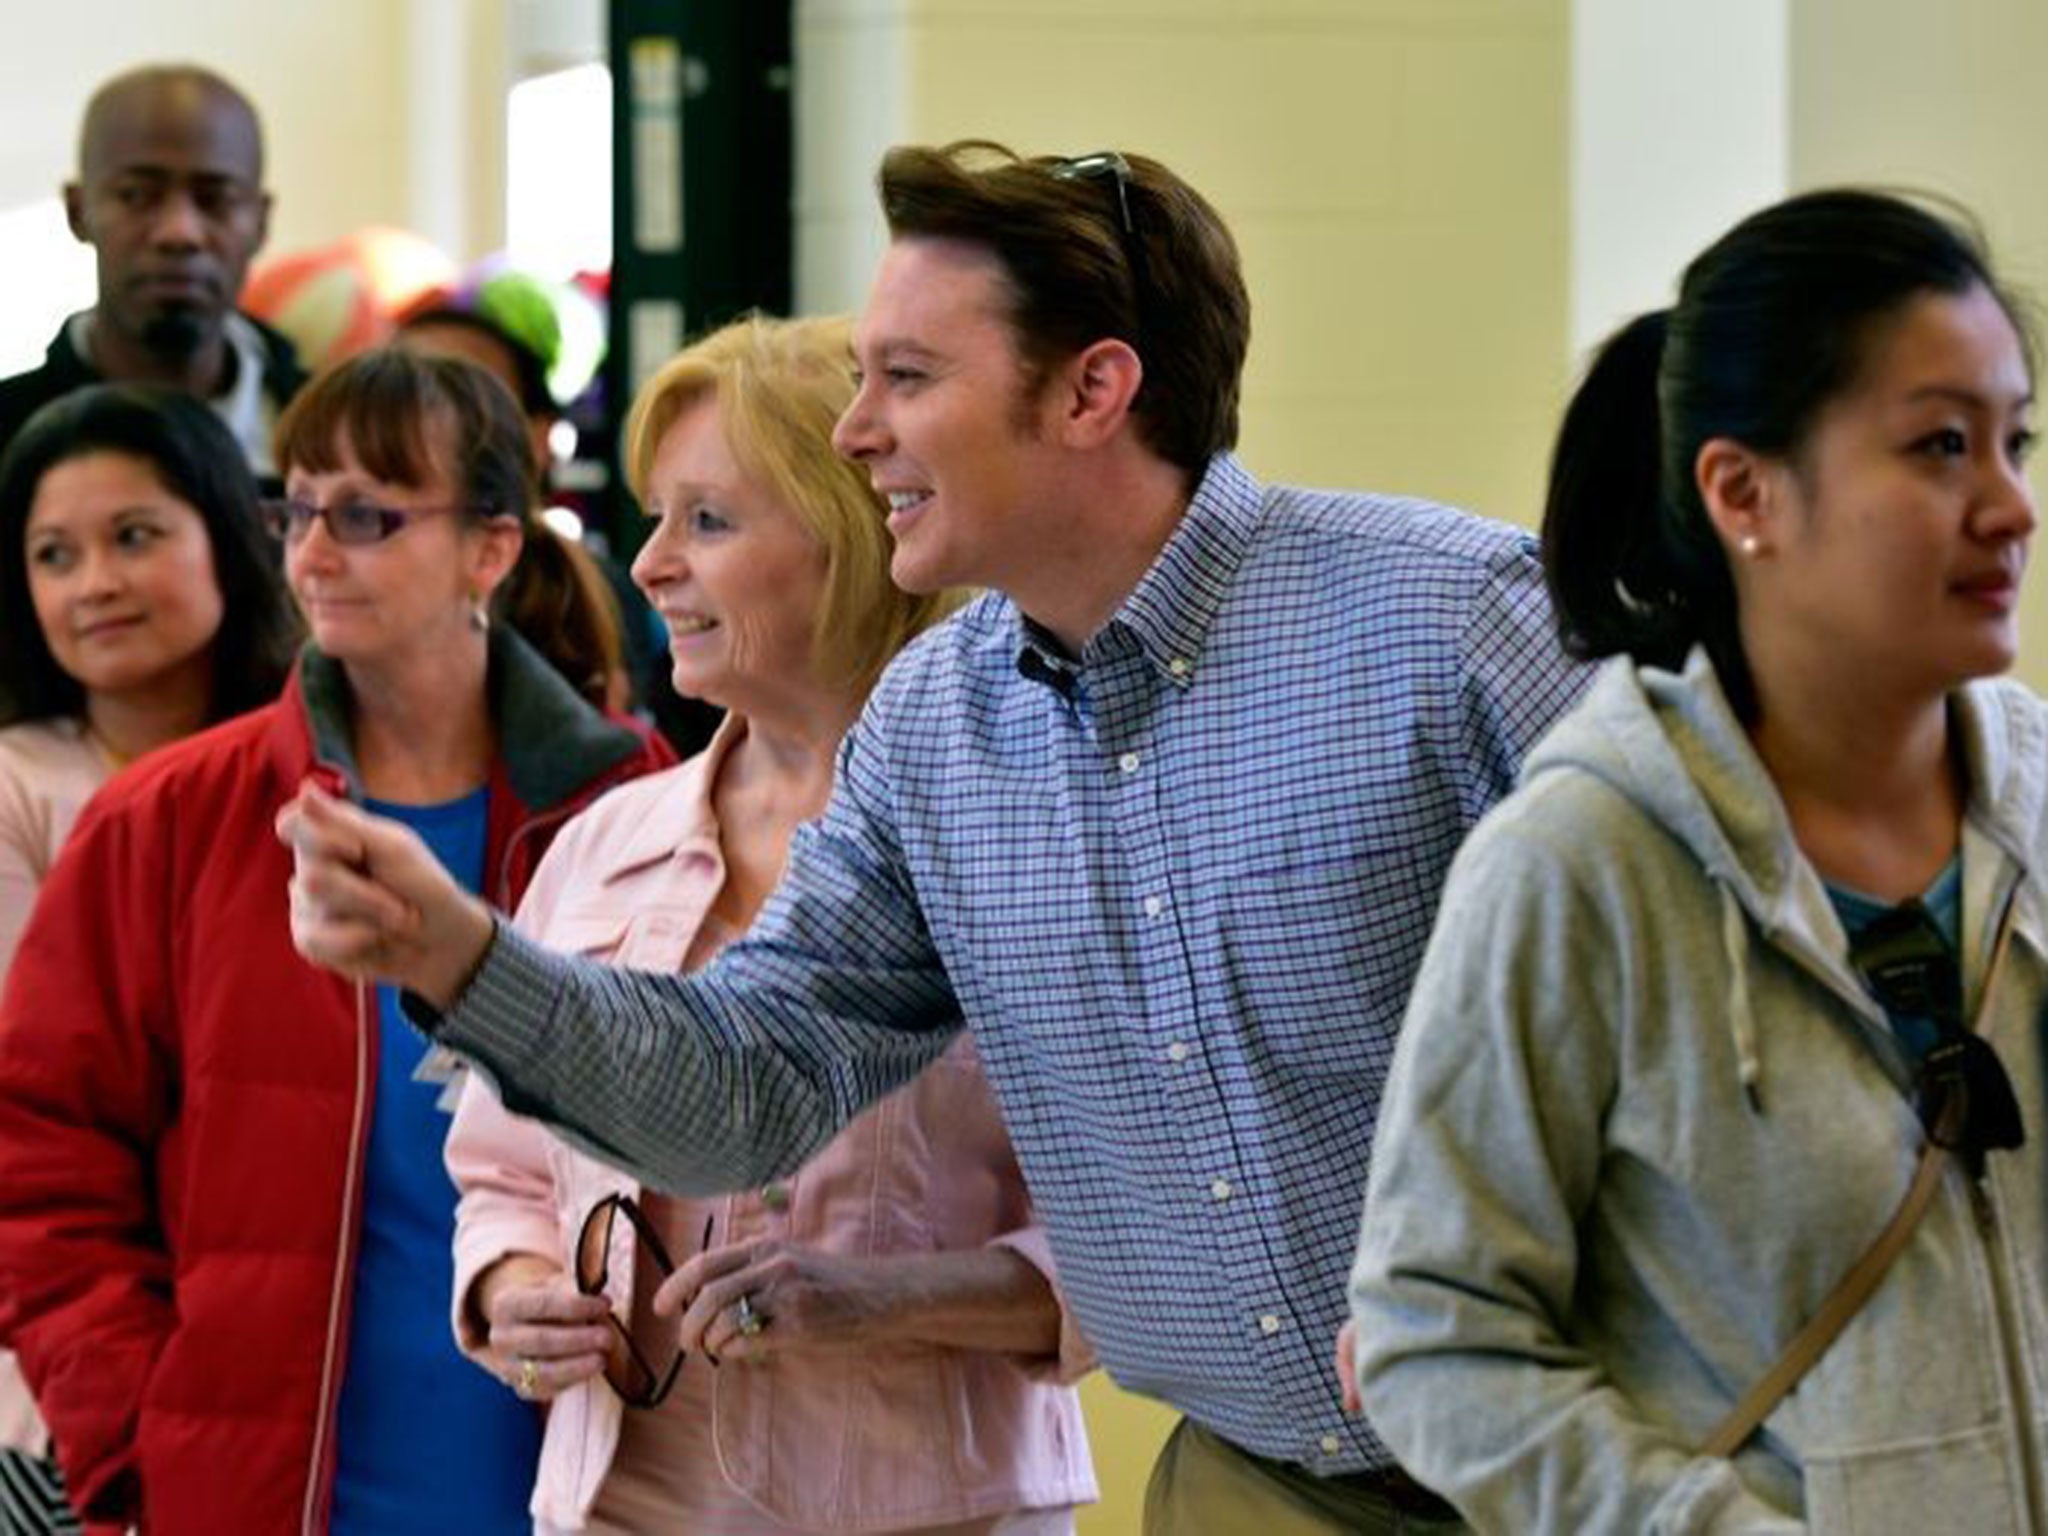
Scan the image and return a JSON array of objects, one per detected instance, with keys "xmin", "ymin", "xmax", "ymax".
[{"xmin": 1143, "ymin": 1419, "xmax": 1467, "ymax": 1536}]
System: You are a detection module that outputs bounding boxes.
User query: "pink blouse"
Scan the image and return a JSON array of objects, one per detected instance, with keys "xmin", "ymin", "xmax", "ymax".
[
  {"xmin": 0, "ymin": 717, "xmax": 113, "ymax": 1455},
  {"xmin": 445, "ymin": 717, "xmax": 1097, "ymax": 1533}
]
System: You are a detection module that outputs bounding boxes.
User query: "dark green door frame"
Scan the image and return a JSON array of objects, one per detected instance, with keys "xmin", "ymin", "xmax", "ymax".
[{"xmin": 605, "ymin": 0, "xmax": 793, "ymax": 550}]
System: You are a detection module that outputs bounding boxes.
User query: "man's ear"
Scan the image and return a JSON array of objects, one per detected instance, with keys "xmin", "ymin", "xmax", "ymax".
[
  {"xmin": 250, "ymin": 189, "xmax": 274, "ymax": 255},
  {"xmin": 1054, "ymin": 338, "xmax": 1144, "ymax": 449},
  {"xmin": 1694, "ymin": 436, "xmax": 1782, "ymax": 559},
  {"xmin": 63, "ymin": 182, "xmax": 90, "ymax": 244}
]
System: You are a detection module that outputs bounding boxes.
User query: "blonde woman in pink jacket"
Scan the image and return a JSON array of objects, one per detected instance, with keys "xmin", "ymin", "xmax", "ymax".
[{"xmin": 443, "ymin": 315, "xmax": 1097, "ymax": 1536}]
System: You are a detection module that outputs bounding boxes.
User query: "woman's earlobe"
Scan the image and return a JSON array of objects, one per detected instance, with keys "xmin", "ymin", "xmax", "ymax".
[{"xmin": 1695, "ymin": 437, "xmax": 1776, "ymax": 558}]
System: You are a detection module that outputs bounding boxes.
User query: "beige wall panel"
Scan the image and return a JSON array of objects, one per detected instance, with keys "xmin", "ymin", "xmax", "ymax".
[
  {"xmin": 887, "ymin": 3, "xmax": 1566, "ymax": 532},
  {"xmin": 795, "ymin": 5, "xmax": 909, "ymax": 314},
  {"xmin": 0, "ymin": 2, "xmax": 409, "ymax": 258},
  {"xmin": 1793, "ymin": 0, "xmax": 2048, "ymax": 689}
]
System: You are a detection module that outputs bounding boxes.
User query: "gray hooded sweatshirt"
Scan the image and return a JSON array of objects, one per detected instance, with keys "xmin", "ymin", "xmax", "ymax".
[{"xmin": 1351, "ymin": 650, "xmax": 2048, "ymax": 1534}]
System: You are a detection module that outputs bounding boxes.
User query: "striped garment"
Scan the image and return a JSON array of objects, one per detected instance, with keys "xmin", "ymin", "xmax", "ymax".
[
  {"xmin": 0, "ymin": 1449, "xmax": 76, "ymax": 1536},
  {"xmin": 433, "ymin": 452, "xmax": 1590, "ymax": 1475}
]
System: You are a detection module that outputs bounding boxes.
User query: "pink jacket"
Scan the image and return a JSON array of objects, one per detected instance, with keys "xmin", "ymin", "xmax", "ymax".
[
  {"xmin": 0, "ymin": 718, "xmax": 108, "ymax": 1458},
  {"xmin": 445, "ymin": 718, "xmax": 1097, "ymax": 1533}
]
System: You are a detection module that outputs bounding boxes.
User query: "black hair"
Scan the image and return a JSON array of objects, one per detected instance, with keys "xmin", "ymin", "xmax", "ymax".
[
  {"xmin": 1543, "ymin": 188, "xmax": 2030, "ymax": 719},
  {"xmin": 0, "ymin": 383, "xmax": 300, "ymax": 725},
  {"xmin": 397, "ymin": 305, "xmax": 555, "ymax": 417}
]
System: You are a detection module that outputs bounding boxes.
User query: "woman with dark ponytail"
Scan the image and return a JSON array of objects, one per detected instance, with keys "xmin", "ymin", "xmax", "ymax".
[{"xmin": 1349, "ymin": 190, "xmax": 2048, "ymax": 1532}]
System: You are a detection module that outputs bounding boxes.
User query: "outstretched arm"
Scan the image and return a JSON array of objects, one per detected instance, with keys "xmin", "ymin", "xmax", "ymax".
[{"xmin": 284, "ymin": 724, "xmax": 967, "ymax": 1195}]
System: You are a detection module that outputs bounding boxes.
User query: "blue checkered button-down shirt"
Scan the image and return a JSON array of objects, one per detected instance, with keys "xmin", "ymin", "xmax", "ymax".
[{"xmin": 442, "ymin": 453, "xmax": 1588, "ymax": 1473}]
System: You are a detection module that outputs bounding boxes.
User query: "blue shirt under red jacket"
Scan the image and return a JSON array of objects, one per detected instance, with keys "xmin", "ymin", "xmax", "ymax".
[{"xmin": 0, "ymin": 627, "xmax": 669, "ymax": 1535}]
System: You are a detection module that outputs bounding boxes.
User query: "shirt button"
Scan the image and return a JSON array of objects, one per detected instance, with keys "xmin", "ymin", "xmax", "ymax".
[
  {"xmin": 1209, "ymin": 1177, "xmax": 1232, "ymax": 1202},
  {"xmin": 760, "ymin": 1183, "xmax": 790, "ymax": 1211},
  {"xmin": 1320, "ymin": 1433, "xmax": 1342, "ymax": 1456},
  {"xmin": 1169, "ymin": 657, "xmax": 1191, "ymax": 678},
  {"xmin": 1259, "ymin": 1314, "xmax": 1282, "ymax": 1335},
  {"xmin": 1143, "ymin": 895, "xmax": 1165, "ymax": 919},
  {"xmin": 1118, "ymin": 751, "xmax": 1141, "ymax": 774},
  {"xmin": 1166, "ymin": 1041, "xmax": 1189, "ymax": 1063}
]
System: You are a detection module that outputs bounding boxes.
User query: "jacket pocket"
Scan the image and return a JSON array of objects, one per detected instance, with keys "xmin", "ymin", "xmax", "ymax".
[{"xmin": 1802, "ymin": 1424, "xmax": 2024, "ymax": 1536}]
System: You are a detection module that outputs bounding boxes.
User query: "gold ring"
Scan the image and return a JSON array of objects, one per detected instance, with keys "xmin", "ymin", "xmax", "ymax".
[
  {"xmin": 735, "ymin": 1294, "xmax": 766, "ymax": 1337},
  {"xmin": 517, "ymin": 1356, "xmax": 540, "ymax": 1397}
]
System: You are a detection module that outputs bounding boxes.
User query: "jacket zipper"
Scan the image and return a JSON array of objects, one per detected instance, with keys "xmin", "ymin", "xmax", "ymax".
[
  {"xmin": 496, "ymin": 800, "xmax": 578, "ymax": 908},
  {"xmin": 1969, "ymin": 1175, "xmax": 2047, "ymax": 1533},
  {"xmin": 291, "ymin": 771, "xmax": 605, "ymax": 1525},
  {"xmin": 301, "ymin": 977, "xmax": 375, "ymax": 1534}
]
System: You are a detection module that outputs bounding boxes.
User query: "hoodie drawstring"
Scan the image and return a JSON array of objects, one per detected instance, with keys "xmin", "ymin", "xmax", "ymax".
[{"xmin": 1718, "ymin": 883, "xmax": 1764, "ymax": 1112}]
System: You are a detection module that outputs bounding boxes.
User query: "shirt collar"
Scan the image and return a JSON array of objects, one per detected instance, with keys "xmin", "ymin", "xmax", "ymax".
[
  {"xmin": 604, "ymin": 709, "xmax": 743, "ymax": 881},
  {"xmin": 68, "ymin": 308, "xmax": 276, "ymax": 474},
  {"xmin": 215, "ymin": 312, "xmax": 276, "ymax": 475},
  {"xmin": 1010, "ymin": 452, "xmax": 1262, "ymax": 695}
]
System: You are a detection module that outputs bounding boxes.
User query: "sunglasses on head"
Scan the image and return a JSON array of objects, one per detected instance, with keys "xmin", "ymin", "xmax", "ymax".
[
  {"xmin": 1048, "ymin": 150, "xmax": 1151, "ymax": 334},
  {"xmin": 1848, "ymin": 897, "xmax": 2025, "ymax": 1176}
]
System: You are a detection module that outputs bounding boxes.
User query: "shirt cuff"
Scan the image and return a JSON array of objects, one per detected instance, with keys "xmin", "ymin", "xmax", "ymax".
[{"xmin": 400, "ymin": 920, "xmax": 563, "ymax": 1092}]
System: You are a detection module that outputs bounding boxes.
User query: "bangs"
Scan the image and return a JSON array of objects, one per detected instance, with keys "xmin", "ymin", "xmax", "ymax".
[{"xmin": 274, "ymin": 352, "xmax": 449, "ymax": 490}]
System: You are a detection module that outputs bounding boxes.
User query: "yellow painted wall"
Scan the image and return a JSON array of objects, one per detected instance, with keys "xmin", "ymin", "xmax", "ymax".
[
  {"xmin": 1791, "ymin": 0, "xmax": 2048, "ymax": 692},
  {"xmin": 880, "ymin": 0, "xmax": 1572, "ymax": 535}
]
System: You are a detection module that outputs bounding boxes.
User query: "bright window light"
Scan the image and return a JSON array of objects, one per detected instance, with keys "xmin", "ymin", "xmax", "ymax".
[
  {"xmin": 0, "ymin": 198, "xmax": 95, "ymax": 377},
  {"xmin": 507, "ymin": 63, "xmax": 612, "ymax": 281},
  {"xmin": 541, "ymin": 503, "xmax": 586, "ymax": 542}
]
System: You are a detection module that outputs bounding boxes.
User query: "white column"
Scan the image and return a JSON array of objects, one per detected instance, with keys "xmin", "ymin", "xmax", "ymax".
[
  {"xmin": 1570, "ymin": 0, "xmax": 1789, "ymax": 356},
  {"xmin": 793, "ymin": 0, "xmax": 910, "ymax": 315}
]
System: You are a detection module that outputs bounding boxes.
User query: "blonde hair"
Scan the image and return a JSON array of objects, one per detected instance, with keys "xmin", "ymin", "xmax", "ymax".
[{"xmin": 623, "ymin": 314, "xmax": 961, "ymax": 698}]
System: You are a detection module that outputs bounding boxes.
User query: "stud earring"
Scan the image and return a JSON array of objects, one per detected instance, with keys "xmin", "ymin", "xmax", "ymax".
[{"xmin": 1737, "ymin": 534, "xmax": 1761, "ymax": 558}]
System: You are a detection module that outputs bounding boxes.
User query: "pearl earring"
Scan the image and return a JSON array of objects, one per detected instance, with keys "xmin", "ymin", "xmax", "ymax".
[{"xmin": 1737, "ymin": 534, "xmax": 1760, "ymax": 558}]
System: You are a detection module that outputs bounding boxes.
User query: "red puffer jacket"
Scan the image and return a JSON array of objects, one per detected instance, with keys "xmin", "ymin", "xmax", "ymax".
[{"xmin": 0, "ymin": 630, "xmax": 671, "ymax": 1535}]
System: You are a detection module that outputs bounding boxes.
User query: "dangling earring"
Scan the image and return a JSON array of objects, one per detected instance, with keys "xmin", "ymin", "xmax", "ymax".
[{"xmin": 470, "ymin": 593, "xmax": 490, "ymax": 633}]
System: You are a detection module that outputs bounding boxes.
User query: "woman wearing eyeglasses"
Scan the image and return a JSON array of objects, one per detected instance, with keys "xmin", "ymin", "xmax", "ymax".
[
  {"xmin": 1345, "ymin": 190, "xmax": 2048, "ymax": 1533},
  {"xmin": 0, "ymin": 350, "xmax": 669, "ymax": 1536},
  {"xmin": 442, "ymin": 315, "xmax": 1096, "ymax": 1536},
  {"xmin": 0, "ymin": 384, "xmax": 298, "ymax": 1535}
]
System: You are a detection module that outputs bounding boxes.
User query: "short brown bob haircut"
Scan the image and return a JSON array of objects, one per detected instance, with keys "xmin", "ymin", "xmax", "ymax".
[
  {"xmin": 274, "ymin": 349, "xmax": 633, "ymax": 710},
  {"xmin": 274, "ymin": 347, "xmax": 536, "ymax": 528}
]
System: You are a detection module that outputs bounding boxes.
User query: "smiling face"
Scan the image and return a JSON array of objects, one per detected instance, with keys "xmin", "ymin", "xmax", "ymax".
[
  {"xmin": 630, "ymin": 395, "xmax": 830, "ymax": 717},
  {"xmin": 1741, "ymin": 283, "xmax": 2037, "ymax": 699},
  {"xmin": 282, "ymin": 431, "xmax": 519, "ymax": 680},
  {"xmin": 832, "ymin": 237, "xmax": 1069, "ymax": 597},
  {"xmin": 25, "ymin": 450, "xmax": 224, "ymax": 706}
]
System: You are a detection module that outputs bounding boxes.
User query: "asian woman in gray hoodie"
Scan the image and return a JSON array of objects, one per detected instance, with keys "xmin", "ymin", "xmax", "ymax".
[{"xmin": 1349, "ymin": 191, "xmax": 2048, "ymax": 1534}]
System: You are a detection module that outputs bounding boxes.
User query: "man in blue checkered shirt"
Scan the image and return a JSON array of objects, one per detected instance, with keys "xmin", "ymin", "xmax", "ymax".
[{"xmin": 285, "ymin": 142, "xmax": 1587, "ymax": 1532}]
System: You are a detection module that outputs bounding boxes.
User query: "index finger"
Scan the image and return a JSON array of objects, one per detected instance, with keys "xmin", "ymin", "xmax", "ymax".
[
  {"xmin": 500, "ymin": 1283, "xmax": 614, "ymax": 1326},
  {"xmin": 276, "ymin": 784, "xmax": 368, "ymax": 865}
]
